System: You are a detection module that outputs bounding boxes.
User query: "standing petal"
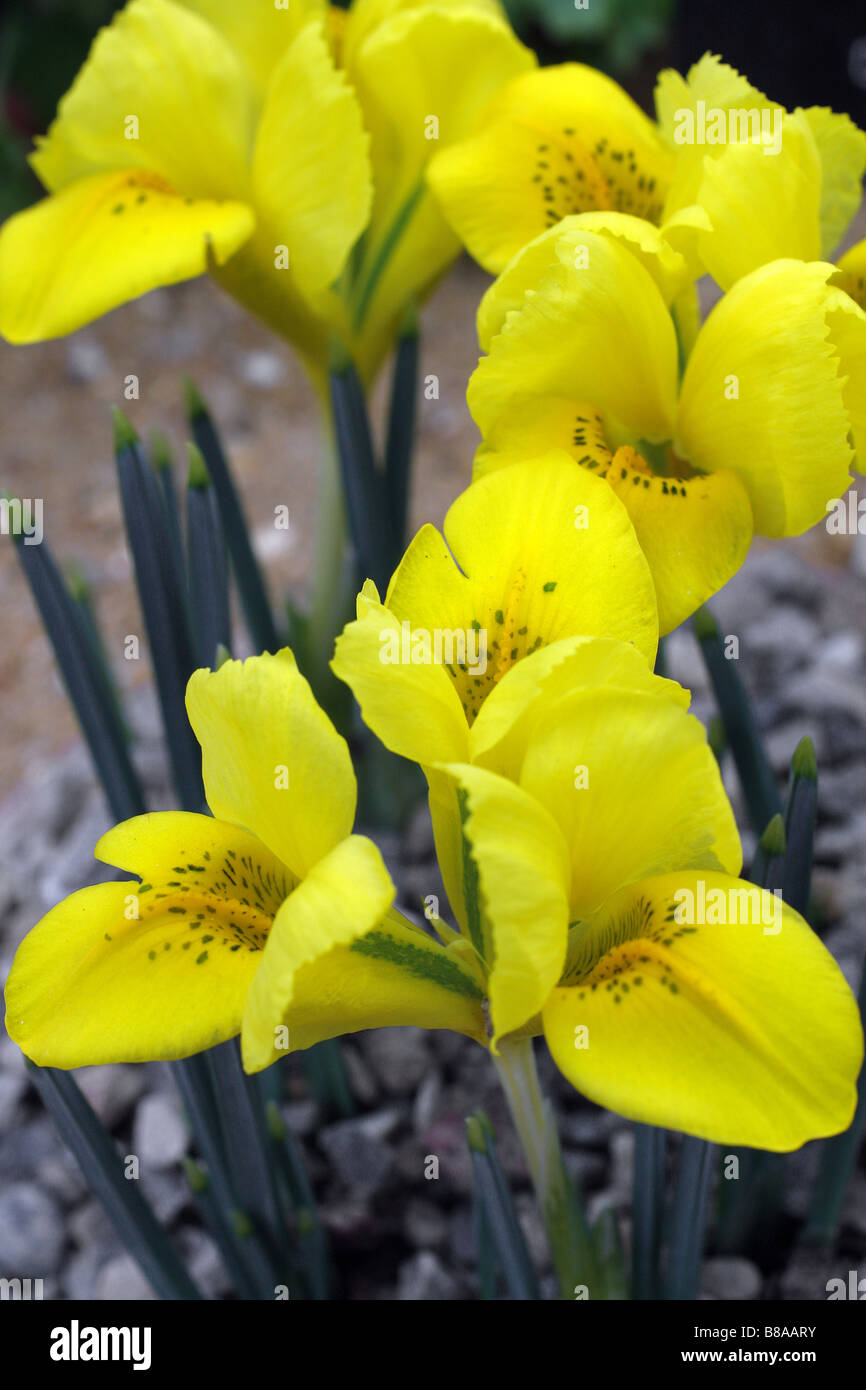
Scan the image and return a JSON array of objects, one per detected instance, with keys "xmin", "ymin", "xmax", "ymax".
[{"xmin": 186, "ymin": 650, "xmax": 356, "ymax": 878}]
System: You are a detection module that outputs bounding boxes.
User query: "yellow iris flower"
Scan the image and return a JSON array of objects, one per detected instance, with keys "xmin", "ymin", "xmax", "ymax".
[
  {"xmin": 0, "ymin": 0, "xmax": 532, "ymax": 383},
  {"xmin": 331, "ymin": 449, "xmax": 660, "ymax": 765},
  {"xmin": 654, "ymin": 53, "xmax": 866, "ymax": 303},
  {"xmin": 4, "ymin": 650, "xmax": 486, "ymax": 1072},
  {"xmin": 334, "ymin": 601, "xmax": 863, "ymax": 1149},
  {"xmin": 465, "ymin": 215, "xmax": 866, "ymax": 631}
]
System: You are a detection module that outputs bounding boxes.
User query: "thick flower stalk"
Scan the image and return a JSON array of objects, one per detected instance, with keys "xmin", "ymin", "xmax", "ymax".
[
  {"xmin": 4, "ymin": 650, "xmax": 486, "ymax": 1071},
  {"xmin": 464, "ymin": 216, "xmax": 866, "ymax": 631},
  {"xmin": 0, "ymin": 0, "xmax": 532, "ymax": 383}
]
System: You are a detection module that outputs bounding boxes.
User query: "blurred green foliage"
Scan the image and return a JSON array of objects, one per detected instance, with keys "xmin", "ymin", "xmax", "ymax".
[
  {"xmin": 0, "ymin": 0, "xmax": 120, "ymax": 216},
  {"xmin": 503, "ymin": 0, "xmax": 675, "ymax": 73}
]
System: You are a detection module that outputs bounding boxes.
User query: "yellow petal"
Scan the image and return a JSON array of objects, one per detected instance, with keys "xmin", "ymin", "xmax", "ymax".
[
  {"xmin": 241, "ymin": 834, "xmax": 394, "ymax": 1069},
  {"xmin": 6, "ymin": 810, "xmax": 291, "ymax": 1067},
  {"xmin": 244, "ymin": 906, "xmax": 486, "ymax": 1069},
  {"xmin": 475, "ymin": 211, "xmax": 688, "ymax": 353},
  {"xmin": 655, "ymin": 53, "xmax": 779, "ymax": 218},
  {"xmin": 186, "ymin": 649, "xmax": 355, "ymax": 879},
  {"xmin": 469, "ymin": 227, "xmax": 679, "ymax": 445},
  {"xmin": 515, "ymin": 687, "xmax": 742, "ymax": 920},
  {"xmin": 0, "ymin": 171, "xmax": 253, "ymax": 344},
  {"xmin": 825, "ymin": 285, "xmax": 866, "ymax": 473},
  {"xmin": 331, "ymin": 586, "xmax": 470, "ymax": 766},
  {"xmin": 178, "ymin": 0, "xmax": 326, "ymax": 97},
  {"xmin": 428, "ymin": 63, "xmax": 670, "ymax": 274},
  {"xmin": 543, "ymin": 871, "xmax": 863, "ymax": 1149},
  {"xmin": 675, "ymin": 259, "xmax": 854, "ymax": 535},
  {"xmin": 691, "ymin": 110, "xmax": 822, "ymax": 290},
  {"xmin": 428, "ymin": 762, "xmax": 571, "ymax": 1043},
  {"xmin": 803, "ymin": 106, "xmax": 866, "ymax": 258},
  {"xmin": 32, "ymin": 0, "xmax": 255, "ymax": 200},
  {"xmin": 469, "ymin": 634, "xmax": 689, "ymax": 777},
  {"xmin": 835, "ymin": 235, "xmax": 866, "ymax": 311},
  {"xmin": 345, "ymin": 2, "xmax": 533, "ymax": 364},
  {"xmin": 474, "ymin": 394, "xmax": 754, "ymax": 632},
  {"xmin": 386, "ymin": 454, "xmax": 658, "ymax": 733},
  {"xmin": 251, "ymin": 20, "xmax": 372, "ymax": 301}
]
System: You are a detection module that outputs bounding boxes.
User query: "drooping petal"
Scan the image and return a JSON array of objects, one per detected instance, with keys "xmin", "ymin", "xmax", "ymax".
[
  {"xmin": 543, "ymin": 871, "xmax": 863, "ymax": 1150},
  {"xmin": 0, "ymin": 171, "xmax": 254, "ymax": 344},
  {"xmin": 427, "ymin": 63, "xmax": 671, "ymax": 273},
  {"xmin": 5, "ymin": 810, "xmax": 292, "ymax": 1067},
  {"xmin": 474, "ymin": 394, "xmax": 754, "ymax": 633},
  {"xmin": 31, "ymin": 0, "xmax": 256, "ymax": 200},
  {"xmin": 427, "ymin": 762, "xmax": 571, "ymax": 1043},
  {"xmin": 186, "ymin": 649, "xmax": 355, "ymax": 879},
  {"xmin": 825, "ymin": 286, "xmax": 866, "ymax": 470},
  {"xmin": 468, "ymin": 634, "xmax": 689, "ymax": 777},
  {"xmin": 242, "ymin": 834, "xmax": 396, "ymax": 1069},
  {"xmin": 244, "ymin": 905, "xmax": 487, "ymax": 1070},
  {"xmin": 177, "ymin": 0, "xmax": 326, "ymax": 97},
  {"xmin": 675, "ymin": 259, "xmax": 854, "ymax": 535},
  {"xmin": 469, "ymin": 227, "xmax": 679, "ymax": 445},
  {"xmin": 514, "ymin": 687, "xmax": 742, "ymax": 920},
  {"xmin": 251, "ymin": 20, "xmax": 372, "ymax": 302},
  {"xmin": 331, "ymin": 582, "xmax": 471, "ymax": 766}
]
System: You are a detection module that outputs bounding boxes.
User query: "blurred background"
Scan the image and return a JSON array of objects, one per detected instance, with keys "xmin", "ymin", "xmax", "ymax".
[{"xmin": 0, "ymin": 0, "xmax": 865, "ymax": 1301}]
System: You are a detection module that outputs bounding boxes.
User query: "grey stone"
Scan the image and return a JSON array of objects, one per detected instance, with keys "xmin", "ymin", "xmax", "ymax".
[
  {"xmin": 449, "ymin": 1205, "xmax": 476, "ymax": 1266},
  {"xmin": 285, "ymin": 1100, "xmax": 320, "ymax": 1138},
  {"xmin": 74, "ymin": 1065, "xmax": 147, "ymax": 1128},
  {"xmin": 0, "ymin": 1183, "xmax": 64, "ymax": 1274},
  {"xmin": 319, "ymin": 1117, "xmax": 395, "ymax": 1198},
  {"xmin": 62, "ymin": 1246, "xmax": 107, "ymax": 1300},
  {"xmin": 700, "ymin": 1255, "xmax": 762, "ymax": 1300},
  {"xmin": 0, "ymin": 1115, "xmax": 59, "ymax": 1179},
  {"xmin": 237, "ymin": 350, "xmax": 286, "ymax": 390},
  {"xmin": 68, "ymin": 1200, "xmax": 121, "ymax": 1254},
  {"xmin": 777, "ymin": 1247, "xmax": 840, "ymax": 1301},
  {"xmin": 364, "ymin": 1027, "xmax": 432, "ymax": 1096},
  {"xmin": 65, "ymin": 337, "xmax": 110, "ymax": 383},
  {"xmin": 404, "ymin": 803, "xmax": 436, "ymax": 862},
  {"xmin": 179, "ymin": 1229, "xmax": 232, "ymax": 1299},
  {"xmin": 396, "ymin": 1250, "xmax": 461, "ymax": 1300},
  {"xmin": 412, "ymin": 1073, "xmax": 442, "ymax": 1133},
  {"xmin": 94, "ymin": 1253, "xmax": 158, "ymax": 1301},
  {"xmin": 340, "ymin": 1043, "xmax": 378, "ymax": 1106},
  {"xmin": 403, "ymin": 1197, "xmax": 448, "ymax": 1251},
  {"xmin": 139, "ymin": 1169, "xmax": 189, "ymax": 1225},
  {"xmin": 36, "ymin": 1153, "xmax": 89, "ymax": 1208},
  {"xmin": 746, "ymin": 607, "xmax": 819, "ymax": 667},
  {"xmin": 132, "ymin": 1093, "xmax": 189, "ymax": 1171},
  {"xmin": 764, "ymin": 720, "xmax": 825, "ymax": 775}
]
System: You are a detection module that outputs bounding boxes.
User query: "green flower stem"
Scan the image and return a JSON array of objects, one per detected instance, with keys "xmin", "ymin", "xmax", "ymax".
[
  {"xmin": 329, "ymin": 348, "xmax": 396, "ymax": 597},
  {"xmin": 782, "ymin": 736, "xmax": 818, "ymax": 916},
  {"xmin": 266, "ymin": 1100, "xmax": 333, "ymax": 1300},
  {"xmin": 693, "ymin": 605, "xmax": 782, "ymax": 835},
  {"xmin": 663, "ymin": 1135, "xmax": 716, "ymax": 1300},
  {"xmin": 301, "ymin": 1038, "xmax": 355, "ymax": 1119},
  {"xmin": 27, "ymin": 1063, "xmax": 201, "ymax": 1301},
  {"xmin": 10, "ymin": 522, "xmax": 145, "ymax": 823},
  {"xmin": 466, "ymin": 1111, "xmax": 540, "ymax": 1301},
  {"xmin": 186, "ymin": 444, "xmax": 232, "ymax": 668},
  {"xmin": 205, "ymin": 1041, "xmax": 291, "ymax": 1289},
  {"xmin": 183, "ymin": 379, "xmax": 279, "ymax": 655},
  {"xmin": 182, "ymin": 1158, "xmax": 260, "ymax": 1301},
  {"xmin": 114, "ymin": 411, "xmax": 204, "ymax": 812},
  {"xmin": 492, "ymin": 1037, "xmax": 598, "ymax": 1299},
  {"xmin": 631, "ymin": 1123, "xmax": 667, "ymax": 1299},
  {"xmin": 349, "ymin": 181, "xmax": 426, "ymax": 334},
  {"xmin": 384, "ymin": 304, "xmax": 419, "ymax": 549}
]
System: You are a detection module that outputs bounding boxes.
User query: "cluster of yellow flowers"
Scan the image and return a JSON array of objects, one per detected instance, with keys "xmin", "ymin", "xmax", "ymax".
[{"xmin": 3, "ymin": 0, "xmax": 865, "ymax": 1155}]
